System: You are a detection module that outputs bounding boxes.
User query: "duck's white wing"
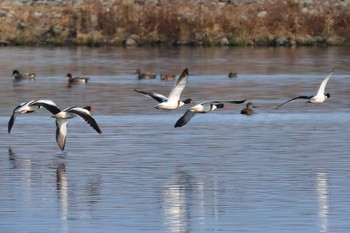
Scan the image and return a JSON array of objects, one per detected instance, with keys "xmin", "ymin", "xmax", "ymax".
[
  {"xmin": 56, "ymin": 119, "xmax": 68, "ymax": 151},
  {"xmin": 134, "ymin": 89, "xmax": 168, "ymax": 103},
  {"xmin": 31, "ymin": 99, "xmax": 62, "ymax": 115},
  {"xmin": 66, "ymin": 107, "xmax": 102, "ymax": 134},
  {"xmin": 315, "ymin": 68, "xmax": 335, "ymax": 98},
  {"xmin": 8, "ymin": 102, "xmax": 25, "ymax": 133},
  {"xmin": 8, "ymin": 100, "xmax": 36, "ymax": 133},
  {"xmin": 168, "ymin": 68, "xmax": 189, "ymax": 102}
]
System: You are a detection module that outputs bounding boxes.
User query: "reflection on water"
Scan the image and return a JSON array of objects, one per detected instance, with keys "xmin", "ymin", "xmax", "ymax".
[
  {"xmin": 317, "ymin": 172, "xmax": 329, "ymax": 233},
  {"xmin": 56, "ymin": 163, "xmax": 68, "ymax": 233},
  {"xmin": 0, "ymin": 47, "xmax": 350, "ymax": 232},
  {"xmin": 161, "ymin": 169, "xmax": 204, "ymax": 233},
  {"xmin": 8, "ymin": 147, "xmax": 16, "ymax": 164},
  {"xmin": 7, "ymin": 147, "xmax": 33, "ymax": 203}
]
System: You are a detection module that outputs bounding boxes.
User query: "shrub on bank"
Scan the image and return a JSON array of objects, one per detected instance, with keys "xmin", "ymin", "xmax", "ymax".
[{"xmin": 0, "ymin": 0, "xmax": 349, "ymax": 46}]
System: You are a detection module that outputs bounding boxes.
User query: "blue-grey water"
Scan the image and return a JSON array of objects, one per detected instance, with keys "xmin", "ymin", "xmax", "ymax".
[{"xmin": 0, "ymin": 46, "xmax": 350, "ymax": 233}]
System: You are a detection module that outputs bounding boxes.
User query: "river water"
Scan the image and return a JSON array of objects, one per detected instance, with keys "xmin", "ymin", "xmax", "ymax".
[{"xmin": 0, "ymin": 46, "xmax": 349, "ymax": 233}]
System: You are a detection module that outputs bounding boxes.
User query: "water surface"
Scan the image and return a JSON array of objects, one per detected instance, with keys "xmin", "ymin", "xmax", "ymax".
[{"xmin": 0, "ymin": 46, "xmax": 350, "ymax": 233}]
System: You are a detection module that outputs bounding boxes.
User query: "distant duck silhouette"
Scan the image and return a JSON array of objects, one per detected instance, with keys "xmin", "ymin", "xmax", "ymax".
[
  {"xmin": 160, "ymin": 73, "xmax": 176, "ymax": 81},
  {"xmin": 136, "ymin": 69, "xmax": 156, "ymax": 80},
  {"xmin": 228, "ymin": 72, "xmax": 238, "ymax": 78},
  {"xmin": 66, "ymin": 73, "xmax": 89, "ymax": 84},
  {"xmin": 12, "ymin": 69, "xmax": 35, "ymax": 81},
  {"xmin": 240, "ymin": 102, "xmax": 256, "ymax": 115}
]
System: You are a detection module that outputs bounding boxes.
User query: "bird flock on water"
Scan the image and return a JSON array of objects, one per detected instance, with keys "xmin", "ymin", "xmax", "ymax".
[{"xmin": 9, "ymin": 67, "xmax": 335, "ymax": 151}]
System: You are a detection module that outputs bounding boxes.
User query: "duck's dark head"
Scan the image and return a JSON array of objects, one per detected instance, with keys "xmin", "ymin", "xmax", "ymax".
[
  {"xmin": 228, "ymin": 72, "xmax": 237, "ymax": 78},
  {"xmin": 183, "ymin": 98, "xmax": 195, "ymax": 104},
  {"xmin": 12, "ymin": 70, "xmax": 19, "ymax": 75},
  {"xmin": 215, "ymin": 103, "xmax": 227, "ymax": 109},
  {"xmin": 246, "ymin": 102, "xmax": 256, "ymax": 109},
  {"xmin": 66, "ymin": 73, "xmax": 73, "ymax": 78},
  {"xmin": 326, "ymin": 93, "xmax": 330, "ymax": 98},
  {"xmin": 83, "ymin": 106, "xmax": 93, "ymax": 112}
]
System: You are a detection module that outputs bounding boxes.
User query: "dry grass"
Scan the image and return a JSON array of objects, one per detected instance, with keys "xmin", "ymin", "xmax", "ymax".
[{"xmin": 0, "ymin": 0, "xmax": 349, "ymax": 46}]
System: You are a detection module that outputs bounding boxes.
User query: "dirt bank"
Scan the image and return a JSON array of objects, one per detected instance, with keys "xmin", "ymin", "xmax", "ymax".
[{"xmin": 0, "ymin": 0, "xmax": 349, "ymax": 47}]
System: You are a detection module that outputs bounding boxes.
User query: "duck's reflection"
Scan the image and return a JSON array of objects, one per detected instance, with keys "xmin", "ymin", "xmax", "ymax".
[
  {"xmin": 8, "ymin": 147, "xmax": 102, "ymax": 231},
  {"xmin": 8, "ymin": 147, "xmax": 16, "ymax": 165},
  {"xmin": 57, "ymin": 164, "xmax": 68, "ymax": 214},
  {"xmin": 83, "ymin": 178, "xmax": 102, "ymax": 206},
  {"xmin": 317, "ymin": 172, "xmax": 329, "ymax": 233},
  {"xmin": 56, "ymin": 163, "xmax": 102, "ymax": 220},
  {"xmin": 161, "ymin": 169, "xmax": 204, "ymax": 233},
  {"xmin": 8, "ymin": 147, "xmax": 32, "ymax": 203},
  {"xmin": 56, "ymin": 163, "xmax": 69, "ymax": 233}
]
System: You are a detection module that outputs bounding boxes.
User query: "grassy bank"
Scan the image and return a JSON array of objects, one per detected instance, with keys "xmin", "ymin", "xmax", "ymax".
[{"xmin": 0, "ymin": 0, "xmax": 349, "ymax": 47}]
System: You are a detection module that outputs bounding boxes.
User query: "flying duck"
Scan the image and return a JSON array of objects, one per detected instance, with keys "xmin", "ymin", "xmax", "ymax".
[
  {"xmin": 12, "ymin": 70, "xmax": 35, "ymax": 81},
  {"xmin": 135, "ymin": 68, "xmax": 194, "ymax": 110},
  {"xmin": 35, "ymin": 103, "xmax": 102, "ymax": 151},
  {"xmin": 136, "ymin": 68, "xmax": 156, "ymax": 80},
  {"xmin": 241, "ymin": 102, "xmax": 256, "ymax": 115},
  {"xmin": 8, "ymin": 99, "xmax": 59, "ymax": 133},
  {"xmin": 66, "ymin": 73, "xmax": 89, "ymax": 83},
  {"xmin": 276, "ymin": 68, "xmax": 335, "ymax": 109},
  {"xmin": 174, "ymin": 99, "xmax": 246, "ymax": 128},
  {"xmin": 8, "ymin": 100, "xmax": 102, "ymax": 150}
]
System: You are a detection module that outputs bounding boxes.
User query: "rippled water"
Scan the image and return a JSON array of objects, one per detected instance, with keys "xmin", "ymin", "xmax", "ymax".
[{"xmin": 0, "ymin": 46, "xmax": 350, "ymax": 232}]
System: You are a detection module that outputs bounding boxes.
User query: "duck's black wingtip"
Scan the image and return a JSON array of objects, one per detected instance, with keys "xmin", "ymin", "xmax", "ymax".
[
  {"xmin": 174, "ymin": 119, "xmax": 186, "ymax": 128},
  {"xmin": 174, "ymin": 121, "xmax": 181, "ymax": 128},
  {"xmin": 275, "ymin": 104, "xmax": 283, "ymax": 109},
  {"xmin": 183, "ymin": 67, "xmax": 189, "ymax": 75}
]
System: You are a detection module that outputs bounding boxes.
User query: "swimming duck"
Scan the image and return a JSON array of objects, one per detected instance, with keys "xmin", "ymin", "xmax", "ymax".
[
  {"xmin": 174, "ymin": 99, "xmax": 246, "ymax": 128},
  {"xmin": 66, "ymin": 73, "xmax": 89, "ymax": 83},
  {"xmin": 136, "ymin": 69, "xmax": 156, "ymax": 80},
  {"xmin": 12, "ymin": 70, "xmax": 35, "ymax": 81},
  {"xmin": 276, "ymin": 68, "xmax": 335, "ymax": 109},
  {"xmin": 240, "ymin": 102, "xmax": 256, "ymax": 115},
  {"xmin": 228, "ymin": 72, "xmax": 238, "ymax": 78},
  {"xmin": 160, "ymin": 73, "xmax": 176, "ymax": 81},
  {"xmin": 135, "ymin": 68, "xmax": 195, "ymax": 110}
]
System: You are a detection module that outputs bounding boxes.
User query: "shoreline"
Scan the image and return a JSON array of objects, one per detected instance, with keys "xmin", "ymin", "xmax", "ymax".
[{"xmin": 0, "ymin": 0, "xmax": 349, "ymax": 47}]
